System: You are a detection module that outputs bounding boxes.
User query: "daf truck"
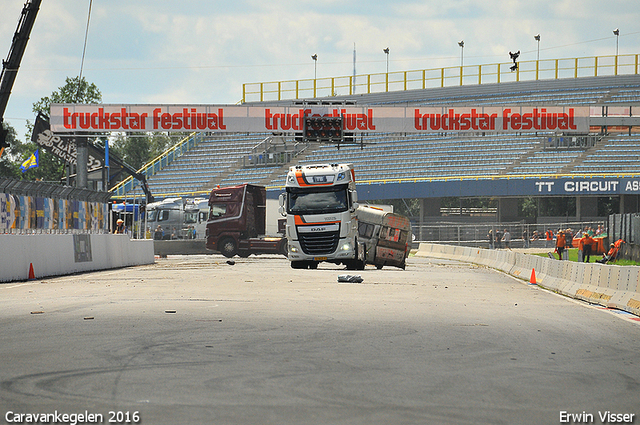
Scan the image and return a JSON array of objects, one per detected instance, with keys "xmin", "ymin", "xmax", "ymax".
[{"xmin": 280, "ymin": 163, "xmax": 365, "ymax": 269}]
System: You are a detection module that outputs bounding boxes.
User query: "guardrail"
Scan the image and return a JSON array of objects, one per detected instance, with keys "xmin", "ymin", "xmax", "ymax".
[{"xmin": 242, "ymin": 53, "xmax": 640, "ymax": 103}]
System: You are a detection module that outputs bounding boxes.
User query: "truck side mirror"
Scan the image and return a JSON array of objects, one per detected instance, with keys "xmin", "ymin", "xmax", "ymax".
[
  {"xmin": 350, "ymin": 190, "xmax": 358, "ymax": 212},
  {"xmin": 278, "ymin": 193, "xmax": 286, "ymax": 216}
]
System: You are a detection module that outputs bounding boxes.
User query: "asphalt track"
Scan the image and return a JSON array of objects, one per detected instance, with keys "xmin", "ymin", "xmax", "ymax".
[{"xmin": 1, "ymin": 254, "xmax": 639, "ymax": 425}]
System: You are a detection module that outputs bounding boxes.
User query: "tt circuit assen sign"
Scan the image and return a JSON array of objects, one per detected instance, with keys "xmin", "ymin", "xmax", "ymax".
[{"xmin": 49, "ymin": 104, "xmax": 590, "ymax": 134}]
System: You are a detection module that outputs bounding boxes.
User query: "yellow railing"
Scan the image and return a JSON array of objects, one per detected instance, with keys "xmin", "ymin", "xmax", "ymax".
[
  {"xmin": 243, "ymin": 54, "xmax": 640, "ymax": 103},
  {"xmin": 110, "ymin": 132, "xmax": 199, "ymax": 197}
]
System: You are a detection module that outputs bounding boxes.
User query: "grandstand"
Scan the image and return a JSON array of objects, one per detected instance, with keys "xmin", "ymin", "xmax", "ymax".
[{"xmin": 115, "ymin": 68, "xmax": 640, "ymax": 223}]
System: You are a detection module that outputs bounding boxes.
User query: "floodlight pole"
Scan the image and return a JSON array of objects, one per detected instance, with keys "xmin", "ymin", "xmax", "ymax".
[{"xmin": 384, "ymin": 47, "xmax": 389, "ymax": 73}]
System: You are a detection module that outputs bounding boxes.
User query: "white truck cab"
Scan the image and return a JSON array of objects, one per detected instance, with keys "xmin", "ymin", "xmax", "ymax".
[{"xmin": 280, "ymin": 163, "xmax": 364, "ymax": 269}]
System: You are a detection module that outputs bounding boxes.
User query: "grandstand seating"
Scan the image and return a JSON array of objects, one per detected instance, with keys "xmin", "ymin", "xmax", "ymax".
[{"xmin": 127, "ymin": 74, "xmax": 640, "ymax": 199}]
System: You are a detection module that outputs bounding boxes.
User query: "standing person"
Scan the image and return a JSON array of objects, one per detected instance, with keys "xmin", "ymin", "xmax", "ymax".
[
  {"xmin": 495, "ymin": 229, "xmax": 503, "ymax": 249},
  {"xmin": 488, "ymin": 229, "xmax": 494, "ymax": 249},
  {"xmin": 555, "ymin": 230, "xmax": 566, "ymax": 260},
  {"xmin": 154, "ymin": 225, "xmax": 164, "ymax": 240},
  {"xmin": 502, "ymin": 229, "xmax": 511, "ymax": 250},
  {"xmin": 113, "ymin": 219, "xmax": 125, "ymax": 234},
  {"xmin": 564, "ymin": 229, "xmax": 574, "ymax": 249},
  {"xmin": 522, "ymin": 228, "xmax": 529, "ymax": 248},
  {"xmin": 545, "ymin": 229, "xmax": 554, "ymax": 248},
  {"xmin": 581, "ymin": 233, "xmax": 595, "ymax": 263}
]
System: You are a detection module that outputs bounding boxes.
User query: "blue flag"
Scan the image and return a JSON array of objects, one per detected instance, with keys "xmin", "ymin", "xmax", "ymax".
[{"xmin": 20, "ymin": 149, "xmax": 39, "ymax": 173}]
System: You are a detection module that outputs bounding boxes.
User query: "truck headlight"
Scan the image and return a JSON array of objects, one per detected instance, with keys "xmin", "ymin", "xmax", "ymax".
[
  {"xmin": 290, "ymin": 245, "xmax": 299, "ymax": 253},
  {"xmin": 337, "ymin": 172, "xmax": 346, "ymax": 181},
  {"xmin": 340, "ymin": 242, "xmax": 352, "ymax": 251}
]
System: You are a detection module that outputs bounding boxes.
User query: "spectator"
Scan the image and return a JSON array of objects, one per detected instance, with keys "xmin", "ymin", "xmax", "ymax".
[
  {"xmin": 564, "ymin": 228, "xmax": 574, "ymax": 248},
  {"xmin": 114, "ymin": 219, "xmax": 125, "ymax": 234},
  {"xmin": 495, "ymin": 229, "xmax": 503, "ymax": 249},
  {"xmin": 145, "ymin": 227, "xmax": 152, "ymax": 239},
  {"xmin": 522, "ymin": 229, "xmax": 529, "ymax": 248},
  {"xmin": 154, "ymin": 225, "xmax": 164, "ymax": 240},
  {"xmin": 488, "ymin": 229, "xmax": 494, "ymax": 249},
  {"xmin": 502, "ymin": 229, "xmax": 511, "ymax": 250}
]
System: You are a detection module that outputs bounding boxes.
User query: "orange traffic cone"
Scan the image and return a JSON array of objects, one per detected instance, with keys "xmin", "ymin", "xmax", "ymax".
[
  {"xmin": 529, "ymin": 268, "xmax": 537, "ymax": 285},
  {"xmin": 28, "ymin": 263, "xmax": 36, "ymax": 280}
]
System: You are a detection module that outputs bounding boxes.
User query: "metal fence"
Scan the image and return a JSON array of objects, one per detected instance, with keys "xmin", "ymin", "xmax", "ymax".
[
  {"xmin": 243, "ymin": 53, "xmax": 640, "ymax": 102},
  {"xmin": 608, "ymin": 213, "xmax": 640, "ymax": 245},
  {"xmin": 0, "ymin": 177, "xmax": 112, "ymax": 234},
  {"xmin": 414, "ymin": 220, "xmax": 606, "ymax": 248}
]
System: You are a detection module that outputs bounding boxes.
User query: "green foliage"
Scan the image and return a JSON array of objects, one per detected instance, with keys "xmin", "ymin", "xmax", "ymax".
[
  {"xmin": 32, "ymin": 76, "xmax": 102, "ymax": 117},
  {"xmin": 0, "ymin": 121, "xmax": 65, "ymax": 181},
  {"xmin": 518, "ymin": 197, "xmax": 538, "ymax": 218},
  {"xmin": 108, "ymin": 133, "xmax": 177, "ymax": 171}
]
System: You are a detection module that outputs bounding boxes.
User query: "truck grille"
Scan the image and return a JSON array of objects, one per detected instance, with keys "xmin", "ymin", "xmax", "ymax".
[{"xmin": 299, "ymin": 231, "xmax": 340, "ymax": 255}]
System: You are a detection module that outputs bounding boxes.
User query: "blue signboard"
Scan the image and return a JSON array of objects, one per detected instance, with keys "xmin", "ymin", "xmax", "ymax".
[{"xmin": 267, "ymin": 176, "xmax": 640, "ymax": 201}]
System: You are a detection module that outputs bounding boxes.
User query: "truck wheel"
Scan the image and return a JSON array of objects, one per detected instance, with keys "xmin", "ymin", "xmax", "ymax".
[
  {"xmin": 309, "ymin": 262, "xmax": 318, "ymax": 269},
  {"xmin": 219, "ymin": 238, "xmax": 238, "ymax": 258},
  {"xmin": 238, "ymin": 250, "xmax": 250, "ymax": 258},
  {"xmin": 376, "ymin": 264, "xmax": 383, "ymax": 270},
  {"xmin": 291, "ymin": 261, "xmax": 306, "ymax": 269}
]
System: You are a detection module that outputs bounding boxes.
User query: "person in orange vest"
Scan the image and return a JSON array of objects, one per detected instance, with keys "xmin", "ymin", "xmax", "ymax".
[
  {"xmin": 545, "ymin": 229, "xmax": 554, "ymax": 248},
  {"xmin": 555, "ymin": 230, "xmax": 566, "ymax": 260},
  {"xmin": 580, "ymin": 233, "xmax": 595, "ymax": 262}
]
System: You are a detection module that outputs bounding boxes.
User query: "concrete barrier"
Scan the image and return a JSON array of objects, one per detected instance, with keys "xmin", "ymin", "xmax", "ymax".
[
  {"xmin": 0, "ymin": 234, "xmax": 154, "ymax": 283},
  {"xmin": 154, "ymin": 239, "xmax": 210, "ymax": 256},
  {"xmin": 416, "ymin": 243, "xmax": 640, "ymax": 317}
]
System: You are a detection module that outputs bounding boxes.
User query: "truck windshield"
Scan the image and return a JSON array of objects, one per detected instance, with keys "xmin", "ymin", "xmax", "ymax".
[
  {"xmin": 287, "ymin": 185, "xmax": 349, "ymax": 214},
  {"xmin": 184, "ymin": 211, "xmax": 198, "ymax": 224},
  {"xmin": 209, "ymin": 204, "xmax": 227, "ymax": 219}
]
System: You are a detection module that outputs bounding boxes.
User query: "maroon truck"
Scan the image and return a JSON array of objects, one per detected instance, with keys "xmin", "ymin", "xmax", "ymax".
[{"xmin": 205, "ymin": 184, "xmax": 287, "ymax": 258}]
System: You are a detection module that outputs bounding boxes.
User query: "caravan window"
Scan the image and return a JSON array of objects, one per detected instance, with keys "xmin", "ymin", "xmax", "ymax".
[{"xmin": 358, "ymin": 221, "xmax": 375, "ymax": 239}]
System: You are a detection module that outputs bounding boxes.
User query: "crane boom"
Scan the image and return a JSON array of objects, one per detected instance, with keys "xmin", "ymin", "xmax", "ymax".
[{"xmin": 0, "ymin": 0, "xmax": 42, "ymax": 151}]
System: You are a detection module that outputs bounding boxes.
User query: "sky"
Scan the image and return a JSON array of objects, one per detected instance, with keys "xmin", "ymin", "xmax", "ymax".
[{"xmin": 1, "ymin": 0, "xmax": 639, "ymax": 143}]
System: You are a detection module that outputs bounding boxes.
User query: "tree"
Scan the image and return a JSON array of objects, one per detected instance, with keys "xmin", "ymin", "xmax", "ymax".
[
  {"xmin": 10, "ymin": 76, "xmax": 104, "ymax": 183},
  {"xmin": 0, "ymin": 122, "xmax": 21, "ymax": 178},
  {"xmin": 32, "ymin": 76, "xmax": 102, "ymax": 117}
]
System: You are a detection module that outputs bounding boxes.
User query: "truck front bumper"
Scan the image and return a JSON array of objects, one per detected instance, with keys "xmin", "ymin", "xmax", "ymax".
[{"xmin": 287, "ymin": 238, "xmax": 356, "ymax": 262}]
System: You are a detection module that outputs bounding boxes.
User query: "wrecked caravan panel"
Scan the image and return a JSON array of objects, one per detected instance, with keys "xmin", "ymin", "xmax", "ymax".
[{"xmin": 356, "ymin": 205, "xmax": 411, "ymax": 269}]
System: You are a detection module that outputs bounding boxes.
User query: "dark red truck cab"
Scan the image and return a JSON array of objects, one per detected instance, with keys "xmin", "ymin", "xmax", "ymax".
[{"xmin": 205, "ymin": 184, "xmax": 287, "ymax": 258}]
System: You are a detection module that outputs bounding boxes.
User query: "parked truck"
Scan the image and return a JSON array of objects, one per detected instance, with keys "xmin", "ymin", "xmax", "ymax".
[
  {"xmin": 280, "ymin": 163, "xmax": 365, "ymax": 269},
  {"xmin": 146, "ymin": 197, "xmax": 207, "ymax": 239},
  {"xmin": 205, "ymin": 184, "xmax": 287, "ymax": 257}
]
